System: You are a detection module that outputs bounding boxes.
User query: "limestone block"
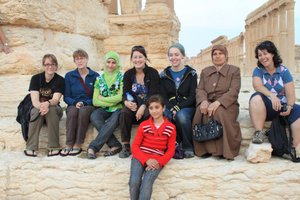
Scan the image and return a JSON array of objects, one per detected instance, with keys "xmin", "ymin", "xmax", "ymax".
[
  {"xmin": 120, "ymin": 0, "xmax": 141, "ymax": 14},
  {"xmin": 245, "ymin": 142, "xmax": 273, "ymax": 163},
  {"xmin": 0, "ymin": 26, "xmax": 103, "ymax": 74},
  {"xmin": 0, "ymin": 0, "xmax": 109, "ymax": 39}
]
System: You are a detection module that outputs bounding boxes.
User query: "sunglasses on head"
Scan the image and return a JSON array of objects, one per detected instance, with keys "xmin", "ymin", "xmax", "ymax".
[{"xmin": 132, "ymin": 45, "xmax": 145, "ymax": 51}]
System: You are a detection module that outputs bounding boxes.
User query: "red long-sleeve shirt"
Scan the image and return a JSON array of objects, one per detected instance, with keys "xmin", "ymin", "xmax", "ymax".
[{"xmin": 132, "ymin": 117, "xmax": 176, "ymax": 167}]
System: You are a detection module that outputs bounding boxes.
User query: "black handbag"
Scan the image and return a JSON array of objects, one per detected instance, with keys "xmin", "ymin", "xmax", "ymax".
[{"xmin": 193, "ymin": 114, "xmax": 223, "ymax": 142}]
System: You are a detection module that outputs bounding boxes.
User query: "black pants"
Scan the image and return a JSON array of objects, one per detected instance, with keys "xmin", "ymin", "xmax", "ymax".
[{"xmin": 119, "ymin": 106, "xmax": 149, "ymax": 143}]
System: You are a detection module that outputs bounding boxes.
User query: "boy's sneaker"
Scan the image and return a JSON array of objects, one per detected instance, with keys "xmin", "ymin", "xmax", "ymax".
[
  {"xmin": 252, "ymin": 130, "xmax": 265, "ymax": 144},
  {"xmin": 119, "ymin": 145, "xmax": 131, "ymax": 158}
]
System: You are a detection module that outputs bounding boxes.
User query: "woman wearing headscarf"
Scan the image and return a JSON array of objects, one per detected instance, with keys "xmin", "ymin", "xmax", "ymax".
[
  {"xmin": 192, "ymin": 44, "xmax": 242, "ymax": 160},
  {"xmin": 87, "ymin": 51, "xmax": 123, "ymax": 159}
]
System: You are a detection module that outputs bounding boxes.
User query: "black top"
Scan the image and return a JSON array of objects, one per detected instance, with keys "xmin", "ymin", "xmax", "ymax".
[
  {"xmin": 122, "ymin": 64, "xmax": 160, "ymax": 105},
  {"xmin": 29, "ymin": 72, "xmax": 65, "ymax": 102},
  {"xmin": 160, "ymin": 65, "xmax": 197, "ymax": 110}
]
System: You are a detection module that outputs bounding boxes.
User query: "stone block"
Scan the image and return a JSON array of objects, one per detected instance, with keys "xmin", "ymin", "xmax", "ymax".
[{"xmin": 245, "ymin": 142, "xmax": 273, "ymax": 163}]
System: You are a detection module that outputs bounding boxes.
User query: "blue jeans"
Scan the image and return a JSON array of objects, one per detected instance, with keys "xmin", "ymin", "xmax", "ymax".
[
  {"xmin": 89, "ymin": 108, "xmax": 121, "ymax": 152},
  {"xmin": 164, "ymin": 107, "xmax": 195, "ymax": 151},
  {"xmin": 129, "ymin": 158, "xmax": 162, "ymax": 200}
]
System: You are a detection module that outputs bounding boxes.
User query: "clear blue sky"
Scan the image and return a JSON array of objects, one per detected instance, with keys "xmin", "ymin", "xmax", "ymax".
[{"xmin": 173, "ymin": 0, "xmax": 300, "ymax": 57}]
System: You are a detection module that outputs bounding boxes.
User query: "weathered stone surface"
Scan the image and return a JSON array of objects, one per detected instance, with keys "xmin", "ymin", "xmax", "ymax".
[
  {"xmin": 105, "ymin": 2, "xmax": 180, "ymax": 71},
  {"xmin": 0, "ymin": 27, "xmax": 104, "ymax": 74},
  {"xmin": 1, "ymin": 152, "xmax": 300, "ymax": 199},
  {"xmin": 1, "ymin": 73, "xmax": 300, "ymax": 199},
  {"xmin": 0, "ymin": 0, "xmax": 109, "ymax": 74},
  {"xmin": 245, "ymin": 143, "xmax": 273, "ymax": 163},
  {"xmin": 0, "ymin": 0, "xmax": 109, "ymax": 39}
]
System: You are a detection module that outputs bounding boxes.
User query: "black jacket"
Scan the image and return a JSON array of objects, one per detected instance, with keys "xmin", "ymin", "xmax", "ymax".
[
  {"xmin": 122, "ymin": 64, "xmax": 160, "ymax": 105},
  {"xmin": 160, "ymin": 65, "xmax": 197, "ymax": 111}
]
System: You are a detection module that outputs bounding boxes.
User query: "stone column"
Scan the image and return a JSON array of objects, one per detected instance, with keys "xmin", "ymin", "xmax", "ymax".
[
  {"xmin": 108, "ymin": 0, "xmax": 118, "ymax": 15},
  {"xmin": 120, "ymin": 0, "xmax": 141, "ymax": 14},
  {"xmin": 286, "ymin": 2, "xmax": 296, "ymax": 72},
  {"xmin": 146, "ymin": 0, "xmax": 168, "ymax": 6},
  {"xmin": 272, "ymin": 9, "xmax": 279, "ymax": 46},
  {"xmin": 279, "ymin": 5, "xmax": 288, "ymax": 68},
  {"xmin": 166, "ymin": 0, "xmax": 174, "ymax": 11}
]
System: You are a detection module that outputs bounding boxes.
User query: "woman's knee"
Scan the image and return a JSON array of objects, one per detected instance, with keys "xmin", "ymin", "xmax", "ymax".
[
  {"xmin": 66, "ymin": 106, "xmax": 78, "ymax": 118},
  {"xmin": 175, "ymin": 110, "xmax": 192, "ymax": 123},
  {"xmin": 250, "ymin": 94, "xmax": 263, "ymax": 105}
]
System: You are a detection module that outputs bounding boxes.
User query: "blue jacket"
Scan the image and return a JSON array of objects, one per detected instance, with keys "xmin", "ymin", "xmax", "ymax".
[{"xmin": 64, "ymin": 67, "xmax": 99, "ymax": 106}]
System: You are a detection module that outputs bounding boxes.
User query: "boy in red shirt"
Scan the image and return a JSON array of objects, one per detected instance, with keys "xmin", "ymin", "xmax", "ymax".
[{"xmin": 129, "ymin": 95, "xmax": 176, "ymax": 200}]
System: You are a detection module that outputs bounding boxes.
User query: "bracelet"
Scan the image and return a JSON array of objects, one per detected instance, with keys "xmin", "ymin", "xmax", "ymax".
[
  {"xmin": 4, "ymin": 43, "xmax": 8, "ymax": 46},
  {"xmin": 47, "ymin": 100, "xmax": 51, "ymax": 105}
]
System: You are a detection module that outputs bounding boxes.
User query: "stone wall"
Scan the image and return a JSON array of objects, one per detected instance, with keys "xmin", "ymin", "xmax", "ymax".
[
  {"xmin": 245, "ymin": 0, "xmax": 296, "ymax": 75},
  {"xmin": 296, "ymin": 45, "xmax": 300, "ymax": 72},
  {"xmin": 0, "ymin": 0, "xmax": 110, "ymax": 74},
  {"xmin": 104, "ymin": 0, "xmax": 180, "ymax": 71},
  {"xmin": 188, "ymin": 34, "xmax": 244, "ymax": 75}
]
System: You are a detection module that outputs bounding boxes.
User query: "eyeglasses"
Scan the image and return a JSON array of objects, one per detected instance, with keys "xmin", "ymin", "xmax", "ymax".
[
  {"xmin": 44, "ymin": 63, "xmax": 57, "ymax": 67},
  {"xmin": 132, "ymin": 45, "xmax": 145, "ymax": 51}
]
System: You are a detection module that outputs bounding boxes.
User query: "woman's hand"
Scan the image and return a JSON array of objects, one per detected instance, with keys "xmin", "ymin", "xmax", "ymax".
[
  {"xmin": 172, "ymin": 110, "xmax": 177, "ymax": 120},
  {"xmin": 39, "ymin": 101, "xmax": 50, "ymax": 116},
  {"xmin": 97, "ymin": 95, "xmax": 103, "ymax": 100},
  {"xmin": 270, "ymin": 93, "xmax": 281, "ymax": 111},
  {"xmin": 207, "ymin": 101, "xmax": 221, "ymax": 117},
  {"xmin": 280, "ymin": 105, "xmax": 292, "ymax": 116},
  {"xmin": 145, "ymin": 158, "xmax": 160, "ymax": 170},
  {"xmin": 76, "ymin": 101, "xmax": 84, "ymax": 109},
  {"xmin": 125, "ymin": 100, "xmax": 137, "ymax": 112},
  {"xmin": 136, "ymin": 105, "xmax": 146, "ymax": 121},
  {"xmin": 200, "ymin": 100, "xmax": 209, "ymax": 114}
]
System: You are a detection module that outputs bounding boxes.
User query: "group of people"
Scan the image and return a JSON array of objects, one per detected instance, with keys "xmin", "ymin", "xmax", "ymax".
[{"xmin": 23, "ymin": 40, "xmax": 300, "ymax": 200}]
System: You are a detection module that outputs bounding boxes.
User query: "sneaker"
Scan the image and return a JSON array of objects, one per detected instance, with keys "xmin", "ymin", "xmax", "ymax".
[
  {"xmin": 184, "ymin": 150, "xmax": 194, "ymax": 159},
  {"xmin": 252, "ymin": 130, "xmax": 265, "ymax": 144},
  {"xmin": 119, "ymin": 146, "xmax": 131, "ymax": 158}
]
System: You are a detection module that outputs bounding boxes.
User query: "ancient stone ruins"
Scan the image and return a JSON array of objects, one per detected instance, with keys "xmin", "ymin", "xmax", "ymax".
[{"xmin": 0, "ymin": 0, "xmax": 300, "ymax": 199}]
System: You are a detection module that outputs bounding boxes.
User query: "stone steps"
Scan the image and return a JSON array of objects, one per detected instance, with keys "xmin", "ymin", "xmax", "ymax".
[{"xmin": 1, "ymin": 74, "xmax": 300, "ymax": 199}]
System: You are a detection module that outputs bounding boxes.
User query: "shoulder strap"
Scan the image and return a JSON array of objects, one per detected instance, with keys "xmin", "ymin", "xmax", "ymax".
[{"xmin": 78, "ymin": 77, "xmax": 92, "ymax": 97}]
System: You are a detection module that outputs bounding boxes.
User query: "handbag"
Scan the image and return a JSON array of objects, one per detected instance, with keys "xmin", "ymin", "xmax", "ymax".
[
  {"xmin": 173, "ymin": 142, "xmax": 184, "ymax": 159},
  {"xmin": 192, "ymin": 114, "xmax": 223, "ymax": 142}
]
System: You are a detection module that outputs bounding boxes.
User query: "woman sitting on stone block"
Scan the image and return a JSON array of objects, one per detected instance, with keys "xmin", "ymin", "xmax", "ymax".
[
  {"xmin": 87, "ymin": 51, "xmax": 123, "ymax": 159},
  {"xmin": 119, "ymin": 45, "xmax": 160, "ymax": 158},
  {"xmin": 24, "ymin": 54, "xmax": 65, "ymax": 157},
  {"xmin": 61, "ymin": 49, "xmax": 99, "ymax": 156},
  {"xmin": 192, "ymin": 44, "xmax": 242, "ymax": 160},
  {"xmin": 249, "ymin": 40, "xmax": 300, "ymax": 153},
  {"xmin": 160, "ymin": 43, "xmax": 197, "ymax": 159}
]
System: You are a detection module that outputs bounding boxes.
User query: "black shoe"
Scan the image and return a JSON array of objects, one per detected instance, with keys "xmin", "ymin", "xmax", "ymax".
[
  {"xmin": 184, "ymin": 150, "xmax": 194, "ymax": 158},
  {"xmin": 87, "ymin": 148, "xmax": 96, "ymax": 159},
  {"xmin": 119, "ymin": 146, "xmax": 131, "ymax": 158},
  {"xmin": 104, "ymin": 146, "xmax": 122, "ymax": 157},
  {"xmin": 201, "ymin": 153, "xmax": 212, "ymax": 159}
]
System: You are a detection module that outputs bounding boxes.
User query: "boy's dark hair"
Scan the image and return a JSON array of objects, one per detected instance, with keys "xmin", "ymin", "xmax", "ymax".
[
  {"xmin": 255, "ymin": 40, "xmax": 283, "ymax": 68},
  {"xmin": 146, "ymin": 94, "xmax": 165, "ymax": 108}
]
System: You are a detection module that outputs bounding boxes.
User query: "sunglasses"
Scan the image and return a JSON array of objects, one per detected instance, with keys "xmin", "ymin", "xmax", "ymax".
[{"xmin": 132, "ymin": 45, "xmax": 145, "ymax": 51}]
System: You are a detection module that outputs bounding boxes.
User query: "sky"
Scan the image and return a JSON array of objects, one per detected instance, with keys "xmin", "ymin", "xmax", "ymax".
[{"xmin": 172, "ymin": 0, "xmax": 300, "ymax": 57}]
